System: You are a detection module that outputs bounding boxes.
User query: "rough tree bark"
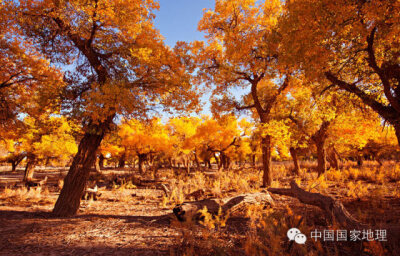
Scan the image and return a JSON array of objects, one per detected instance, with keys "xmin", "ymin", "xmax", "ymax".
[
  {"xmin": 327, "ymin": 145, "xmax": 339, "ymax": 170},
  {"xmin": 311, "ymin": 121, "xmax": 330, "ymax": 176},
  {"xmin": 289, "ymin": 147, "xmax": 300, "ymax": 175},
  {"xmin": 23, "ymin": 154, "xmax": 36, "ymax": 182},
  {"xmin": 316, "ymin": 141, "xmax": 327, "ymax": 175},
  {"xmin": 52, "ymin": 116, "xmax": 113, "ymax": 216},
  {"xmin": 118, "ymin": 152, "xmax": 126, "ymax": 168},
  {"xmin": 261, "ymin": 135, "xmax": 272, "ymax": 186}
]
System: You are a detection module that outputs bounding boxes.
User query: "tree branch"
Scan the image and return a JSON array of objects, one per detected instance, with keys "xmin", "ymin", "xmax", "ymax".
[
  {"xmin": 366, "ymin": 27, "xmax": 400, "ymax": 112},
  {"xmin": 325, "ymin": 71, "xmax": 395, "ymax": 121},
  {"xmin": 235, "ymin": 103, "xmax": 255, "ymax": 110}
]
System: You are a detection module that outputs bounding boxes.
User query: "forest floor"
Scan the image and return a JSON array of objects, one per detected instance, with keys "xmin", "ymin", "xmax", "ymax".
[{"xmin": 0, "ymin": 162, "xmax": 399, "ymax": 256}]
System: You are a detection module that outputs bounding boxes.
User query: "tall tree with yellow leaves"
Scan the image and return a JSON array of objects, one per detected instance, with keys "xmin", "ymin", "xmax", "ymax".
[
  {"xmin": 280, "ymin": 0, "xmax": 400, "ymax": 145},
  {"xmin": 192, "ymin": 0, "xmax": 290, "ymax": 186},
  {"xmin": 10, "ymin": 0, "xmax": 198, "ymax": 216}
]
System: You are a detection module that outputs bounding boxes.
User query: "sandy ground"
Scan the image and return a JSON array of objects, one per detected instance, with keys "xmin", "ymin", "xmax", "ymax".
[{"xmin": 0, "ymin": 166, "xmax": 399, "ymax": 255}]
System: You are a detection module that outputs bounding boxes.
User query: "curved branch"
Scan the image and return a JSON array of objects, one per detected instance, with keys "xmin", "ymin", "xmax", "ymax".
[
  {"xmin": 325, "ymin": 72, "xmax": 395, "ymax": 121},
  {"xmin": 366, "ymin": 27, "xmax": 400, "ymax": 112}
]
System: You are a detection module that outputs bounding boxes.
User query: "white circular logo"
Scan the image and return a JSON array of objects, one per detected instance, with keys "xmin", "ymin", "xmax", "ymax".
[{"xmin": 287, "ymin": 228, "xmax": 307, "ymax": 244}]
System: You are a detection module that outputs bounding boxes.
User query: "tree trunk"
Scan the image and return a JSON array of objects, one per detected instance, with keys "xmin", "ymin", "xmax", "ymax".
[
  {"xmin": 9, "ymin": 154, "xmax": 25, "ymax": 172},
  {"xmin": 261, "ymin": 135, "xmax": 272, "ymax": 187},
  {"xmin": 138, "ymin": 154, "xmax": 146, "ymax": 174},
  {"xmin": 99, "ymin": 154, "xmax": 105, "ymax": 169},
  {"xmin": 312, "ymin": 121, "xmax": 330, "ymax": 176},
  {"xmin": 11, "ymin": 161, "xmax": 17, "ymax": 172},
  {"xmin": 23, "ymin": 154, "xmax": 36, "ymax": 182},
  {"xmin": 213, "ymin": 153, "xmax": 220, "ymax": 168},
  {"xmin": 118, "ymin": 152, "xmax": 126, "ymax": 168},
  {"xmin": 45, "ymin": 157, "xmax": 50, "ymax": 167},
  {"xmin": 94, "ymin": 155, "xmax": 101, "ymax": 172},
  {"xmin": 206, "ymin": 159, "xmax": 211, "ymax": 169},
  {"xmin": 187, "ymin": 161, "xmax": 190, "ymax": 175},
  {"xmin": 290, "ymin": 147, "xmax": 300, "ymax": 175},
  {"xmin": 225, "ymin": 155, "xmax": 230, "ymax": 169},
  {"xmin": 395, "ymin": 124, "xmax": 400, "ymax": 147},
  {"xmin": 52, "ymin": 117, "xmax": 113, "ymax": 217},
  {"xmin": 168, "ymin": 158, "xmax": 173, "ymax": 168},
  {"xmin": 327, "ymin": 145, "xmax": 339, "ymax": 170},
  {"xmin": 315, "ymin": 140, "xmax": 327, "ymax": 176},
  {"xmin": 219, "ymin": 152, "xmax": 226, "ymax": 170},
  {"xmin": 357, "ymin": 154, "xmax": 364, "ymax": 167},
  {"xmin": 194, "ymin": 153, "xmax": 200, "ymax": 168}
]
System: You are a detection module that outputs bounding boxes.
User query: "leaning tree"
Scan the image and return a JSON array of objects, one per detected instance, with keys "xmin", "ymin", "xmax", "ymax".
[{"xmin": 12, "ymin": 0, "xmax": 198, "ymax": 216}]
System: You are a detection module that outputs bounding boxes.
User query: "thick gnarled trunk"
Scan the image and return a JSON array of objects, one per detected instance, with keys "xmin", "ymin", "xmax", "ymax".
[
  {"xmin": 118, "ymin": 152, "xmax": 126, "ymax": 168},
  {"xmin": 11, "ymin": 162, "xmax": 17, "ymax": 172},
  {"xmin": 53, "ymin": 117, "xmax": 113, "ymax": 217},
  {"xmin": 312, "ymin": 121, "xmax": 330, "ymax": 176},
  {"xmin": 290, "ymin": 147, "xmax": 300, "ymax": 175},
  {"xmin": 23, "ymin": 154, "xmax": 36, "ymax": 182}
]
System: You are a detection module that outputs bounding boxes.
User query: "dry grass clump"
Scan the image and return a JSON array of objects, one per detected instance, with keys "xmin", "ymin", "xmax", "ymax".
[
  {"xmin": 346, "ymin": 181, "xmax": 370, "ymax": 199},
  {"xmin": 244, "ymin": 206, "xmax": 320, "ymax": 256},
  {"xmin": 170, "ymin": 205, "xmax": 234, "ymax": 256},
  {"xmin": 325, "ymin": 164, "xmax": 400, "ymax": 185},
  {"xmin": 0, "ymin": 185, "xmax": 52, "ymax": 204},
  {"xmin": 162, "ymin": 169, "xmax": 261, "ymax": 207}
]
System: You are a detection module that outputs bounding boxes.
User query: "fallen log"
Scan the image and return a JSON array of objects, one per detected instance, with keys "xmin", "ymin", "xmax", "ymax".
[
  {"xmin": 268, "ymin": 180, "xmax": 400, "ymax": 252},
  {"xmin": 173, "ymin": 192, "xmax": 274, "ymax": 222}
]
